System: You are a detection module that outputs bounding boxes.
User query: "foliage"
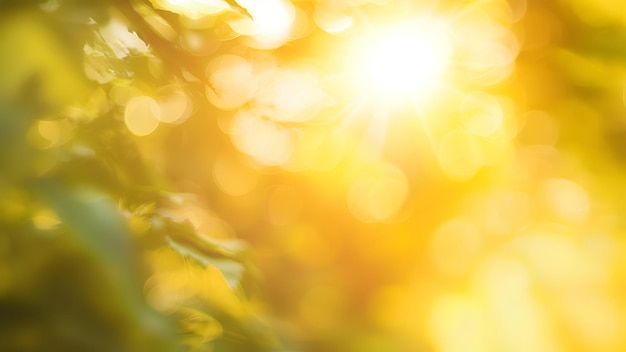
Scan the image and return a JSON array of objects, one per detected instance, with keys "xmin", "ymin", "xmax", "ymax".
[{"xmin": 0, "ymin": 1, "xmax": 275, "ymax": 351}]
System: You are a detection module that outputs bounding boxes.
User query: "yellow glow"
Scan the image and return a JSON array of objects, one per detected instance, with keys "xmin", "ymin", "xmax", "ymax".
[
  {"xmin": 314, "ymin": 6, "xmax": 354, "ymax": 33},
  {"xmin": 229, "ymin": 0, "xmax": 295, "ymax": 47},
  {"xmin": 458, "ymin": 91, "xmax": 504, "ymax": 137},
  {"xmin": 438, "ymin": 128, "xmax": 482, "ymax": 181},
  {"xmin": 288, "ymin": 129, "xmax": 346, "ymax": 172},
  {"xmin": 206, "ymin": 54, "xmax": 254, "ymax": 110},
  {"xmin": 347, "ymin": 163, "xmax": 409, "ymax": 223},
  {"xmin": 152, "ymin": 0, "xmax": 229, "ymax": 19},
  {"xmin": 230, "ymin": 109, "xmax": 294, "ymax": 166},
  {"xmin": 32, "ymin": 209, "xmax": 62, "ymax": 230},
  {"xmin": 542, "ymin": 178, "xmax": 590, "ymax": 222},
  {"xmin": 267, "ymin": 185, "xmax": 302, "ymax": 226},
  {"xmin": 477, "ymin": 256, "xmax": 560, "ymax": 351},
  {"xmin": 157, "ymin": 85, "xmax": 193, "ymax": 124},
  {"xmin": 37, "ymin": 119, "xmax": 74, "ymax": 148},
  {"xmin": 430, "ymin": 294, "xmax": 488, "ymax": 352},
  {"xmin": 258, "ymin": 68, "xmax": 329, "ymax": 123},
  {"xmin": 360, "ymin": 20, "xmax": 452, "ymax": 100},
  {"xmin": 213, "ymin": 154, "xmax": 259, "ymax": 196},
  {"xmin": 124, "ymin": 96, "xmax": 161, "ymax": 136},
  {"xmin": 430, "ymin": 219, "xmax": 483, "ymax": 277},
  {"xmin": 299, "ymin": 285, "xmax": 345, "ymax": 333}
]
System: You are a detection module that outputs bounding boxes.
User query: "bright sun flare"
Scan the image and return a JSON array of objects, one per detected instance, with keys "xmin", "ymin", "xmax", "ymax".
[{"xmin": 360, "ymin": 20, "xmax": 452, "ymax": 102}]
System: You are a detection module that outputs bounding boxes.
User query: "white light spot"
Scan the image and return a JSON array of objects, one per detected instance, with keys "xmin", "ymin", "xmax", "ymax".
[{"xmin": 124, "ymin": 96, "xmax": 161, "ymax": 136}]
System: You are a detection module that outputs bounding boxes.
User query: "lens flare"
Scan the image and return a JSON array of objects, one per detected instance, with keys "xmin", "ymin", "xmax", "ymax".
[{"xmin": 359, "ymin": 20, "xmax": 452, "ymax": 102}]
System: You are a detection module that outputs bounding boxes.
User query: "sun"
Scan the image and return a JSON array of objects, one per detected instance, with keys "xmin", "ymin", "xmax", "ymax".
[{"xmin": 357, "ymin": 20, "xmax": 453, "ymax": 103}]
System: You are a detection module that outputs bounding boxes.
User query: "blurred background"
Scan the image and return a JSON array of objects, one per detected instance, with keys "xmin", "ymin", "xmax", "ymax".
[{"xmin": 2, "ymin": 0, "xmax": 626, "ymax": 351}]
